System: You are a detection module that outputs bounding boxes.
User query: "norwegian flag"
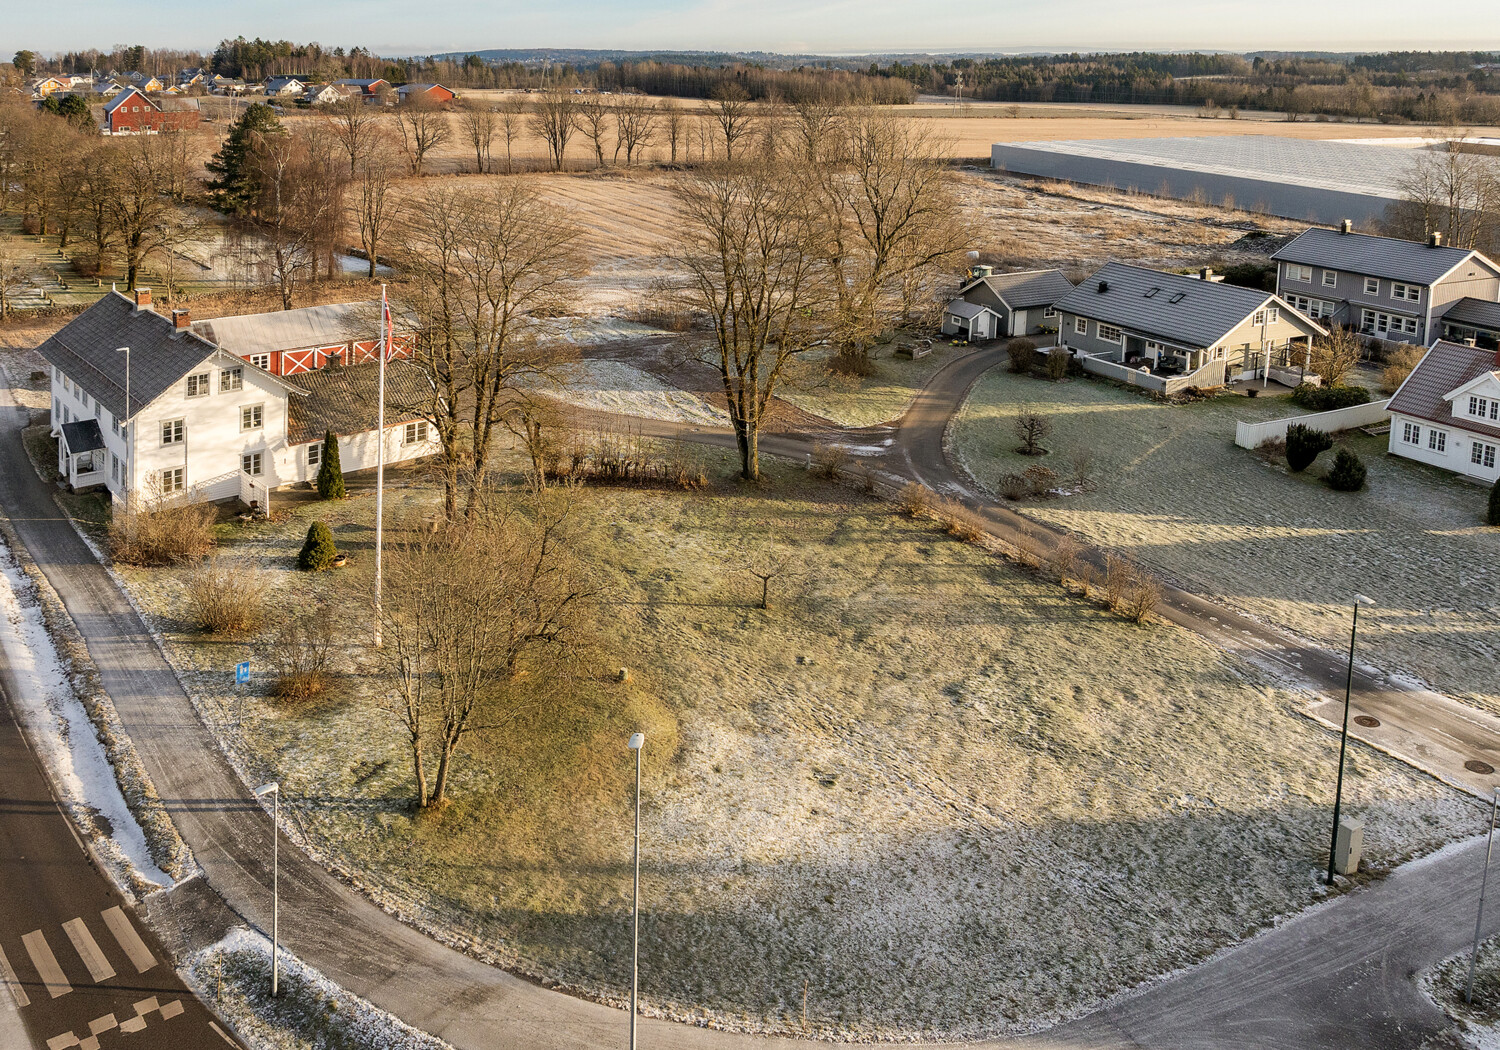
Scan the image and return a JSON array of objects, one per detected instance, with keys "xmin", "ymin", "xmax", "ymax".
[{"xmin": 381, "ymin": 290, "xmax": 394, "ymax": 361}]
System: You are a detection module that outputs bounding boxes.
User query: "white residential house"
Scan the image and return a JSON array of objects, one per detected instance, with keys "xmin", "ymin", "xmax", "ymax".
[
  {"xmin": 264, "ymin": 77, "xmax": 307, "ymax": 97},
  {"xmin": 1387, "ymin": 340, "xmax": 1500, "ymax": 483},
  {"xmin": 39, "ymin": 289, "xmax": 437, "ymax": 507}
]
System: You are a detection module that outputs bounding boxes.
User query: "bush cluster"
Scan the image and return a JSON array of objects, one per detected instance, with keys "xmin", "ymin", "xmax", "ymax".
[
  {"xmin": 109, "ymin": 497, "xmax": 216, "ymax": 567},
  {"xmin": 1007, "ymin": 338, "xmax": 1038, "ymax": 374},
  {"xmin": 1290, "ymin": 384, "xmax": 1372, "ymax": 411},
  {"xmin": 998, "ymin": 464, "xmax": 1060, "ymax": 501},
  {"xmin": 184, "ymin": 557, "xmax": 267, "ymax": 634}
]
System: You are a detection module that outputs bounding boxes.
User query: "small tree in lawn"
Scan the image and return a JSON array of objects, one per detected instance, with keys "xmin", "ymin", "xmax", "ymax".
[
  {"xmin": 1489, "ymin": 477, "xmax": 1500, "ymax": 526},
  {"xmin": 1327, "ymin": 448, "xmax": 1367, "ymax": 491},
  {"xmin": 1014, "ymin": 407, "xmax": 1052, "ymax": 456},
  {"xmin": 1285, "ymin": 422, "xmax": 1333, "ymax": 472},
  {"xmin": 316, "ymin": 430, "xmax": 345, "ymax": 499},
  {"xmin": 298, "ymin": 521, "xmax": 338, "ymax": 571}
]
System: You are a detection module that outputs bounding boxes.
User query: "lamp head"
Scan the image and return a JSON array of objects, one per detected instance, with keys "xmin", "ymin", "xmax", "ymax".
[
  {"xmin": 1354, "ymin": 594, "xmax": 1375, "ymax": 607},
  {"xmin": 255, "ymin": 782, "xmax": 279, "ymax": 797},
  {"xmin": 627, "ymin": 733, "xmax": 644, "ymax": 751}
]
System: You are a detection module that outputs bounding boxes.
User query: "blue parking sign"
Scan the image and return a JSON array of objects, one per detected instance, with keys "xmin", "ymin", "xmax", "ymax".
[{"xmin": 236, "ymin": 661, "xmax": 250, "ymax": 686}]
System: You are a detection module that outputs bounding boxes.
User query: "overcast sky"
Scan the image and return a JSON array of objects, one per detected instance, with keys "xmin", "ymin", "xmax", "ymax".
[{"xmin": 14, "ymin": 0, "xmax": 1500, "ymax": 56}]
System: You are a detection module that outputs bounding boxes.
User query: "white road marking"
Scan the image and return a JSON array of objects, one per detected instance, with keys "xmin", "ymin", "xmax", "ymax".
[
  {"xmin": 0, "ymin": 943, "xmax": 29, "ymax": 1008},
  {"xmin": 61, "ymin": 919, "xmax": 115, "ymax": 984},
  {"xmin": 159, "ymin": 999, "xmax": 183, "ymax": 1019},
  {"xmin": 118, "ymin": 1016, "xmax": 145, "ymax": 1034},
  {"xmin": 87, "ymin": 1013, "xmax": 117, "ymax": 1035},
  {"xmin": 21, "ymin": 930, "xmax": 71, "ymax": 999},
  {"xmin": 210, "ymin": 1021, "xmax": 237, "ymax": 1045},
  {"xmin": 132, "ymin": 995, "xmax": 158, "ymax": 1015},
  {"xmin": 45, "ymin": 1032, "xmax": 79, "ymax": 1050},
  {"xmin": 100, "ymin": 907, "xmax": 155, "ymax": 974}
]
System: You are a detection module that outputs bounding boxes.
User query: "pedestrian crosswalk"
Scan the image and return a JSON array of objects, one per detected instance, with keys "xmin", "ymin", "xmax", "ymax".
[{"xmin": 0, "ymin": 905, "xmax": 159, "ymax": 1013}]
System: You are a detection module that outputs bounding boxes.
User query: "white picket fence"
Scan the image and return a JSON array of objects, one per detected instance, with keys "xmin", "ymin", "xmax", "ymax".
[
  {"xmin": 1076, "ymin": 352, "xmax": 1227, "ymax": 395},
  {"xmin": 239, "ymin": 470, "xmax": 271, "ymax": 517},
  {"xmin": 1233, "ymin": 398, "xmax": 1393, "ymax": 449}
]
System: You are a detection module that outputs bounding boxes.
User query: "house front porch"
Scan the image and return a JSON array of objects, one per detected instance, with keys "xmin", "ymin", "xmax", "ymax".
[{"xmin": 58, "ymin": 419, "xmax": 109, "ymax": 493}]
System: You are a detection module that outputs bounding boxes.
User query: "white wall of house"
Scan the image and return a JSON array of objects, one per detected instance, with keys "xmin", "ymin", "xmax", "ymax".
[
  {"xmin": 1388, "ymin": 412, "xmax": 1500, "ymax": 483},
  {"xmin": 275, "ymin": 422, "xmax": 439, "ymax": 487}
]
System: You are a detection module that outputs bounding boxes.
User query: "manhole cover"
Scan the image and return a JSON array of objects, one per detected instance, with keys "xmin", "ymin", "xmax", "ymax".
[
  {"xmin": 1466, "ymin": 760, "xmax": 1496, "ymax": 776},
  {"xmin": 1353, "ymin": 715, "xmax": 1381, "ymax": 728}
]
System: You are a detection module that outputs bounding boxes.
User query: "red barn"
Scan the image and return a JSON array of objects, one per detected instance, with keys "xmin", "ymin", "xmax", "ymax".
[
  {"xmin": 189, "ymin": 301, "xmax": 414, "ymax": 378},
  {"xmin": 397, "ymin": 83, "xmax": 456, "ymax": 105},
  {"xmin": 103, "ymin": 88, "xmax": 201, "ymax": 134}
]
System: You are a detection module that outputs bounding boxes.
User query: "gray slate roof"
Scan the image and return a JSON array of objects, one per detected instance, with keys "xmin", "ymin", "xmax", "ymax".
[
  {"xmin": 36, "ymin": 292, "xmax": 219, "ymax": 420},
  {"xmin": 1053, "ymin": 263, "xmax": 1274, "ymax": 349},
  {"xmin": 285, "ymin": 360, "xmax": 430, "ymax": 445},
  {"xmin": 193, "ymin": 301, "xmax": 376, "ymax": 356},
  {"xmin": 60, "ymin": 419, "xmax": 105, "ymax": 455},
  {"xmin": 1387, "ymin": 341, "xmax": 1500, "ymax": 440},
  {"xmin": 965, "ymin": 269, "xmax": 1075, "ymax": 309},
  {"xmin": 945, "ymin": 300, "xmax": 990, "ymax": 320},
  {"xmin": 1272, "ymin": 227, "xmax": 1493, "ymax": 285},
  {"xmin": 1442, "ymin": 297, "xmax": 1500, "ymax": 333}
]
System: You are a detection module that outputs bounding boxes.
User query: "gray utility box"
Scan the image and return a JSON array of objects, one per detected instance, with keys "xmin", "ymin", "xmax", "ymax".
[{"xmin": 1335, "ymin": 818, "xmax": 1364, "ymax": 876}]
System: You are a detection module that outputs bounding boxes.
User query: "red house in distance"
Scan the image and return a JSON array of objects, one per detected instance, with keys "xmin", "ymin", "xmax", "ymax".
[{"xmin": 103, "ymin": 87, "xmax": 200, "ymax": 134}]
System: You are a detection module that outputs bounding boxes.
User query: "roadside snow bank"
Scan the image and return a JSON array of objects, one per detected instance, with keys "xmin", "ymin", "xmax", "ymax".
[
  {"xmin": 528, "ymin": 359, "xmax": 728, "ymax": 426},
  {"xmin": 0, "ymin": 540, "xmax": 173, "ymax": 896},
  {"xmin": 181, "ymin": 928, "xmax": 452, "ymax": 1050}
]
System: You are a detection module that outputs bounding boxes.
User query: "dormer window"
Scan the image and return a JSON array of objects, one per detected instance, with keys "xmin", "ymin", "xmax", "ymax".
[{"xmin": 1468, "ymin": 395, "xmax": 1499, "ymax": 422}]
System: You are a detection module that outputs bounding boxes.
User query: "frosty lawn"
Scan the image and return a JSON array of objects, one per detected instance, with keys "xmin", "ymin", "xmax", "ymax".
[
  {"xmin": 118, "ymin": 453, "xmax": 1480, "ymax": 1041},
  {"xmin": 776, "ymin": 341, "xmax": 964, "ymax": 427},
  {"xmin": 950, "ymin": 367, "xmax": 1500, "ymax": 713}
]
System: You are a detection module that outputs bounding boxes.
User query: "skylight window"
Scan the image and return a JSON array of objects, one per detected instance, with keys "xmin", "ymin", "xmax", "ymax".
[
  {"xmin": 1143, "ymin": 288, "xmax": 1159, "ymax": 298},
  {"xmin": 1168, "ymin": 293, "xmax": 1186, "ymax": 303}
]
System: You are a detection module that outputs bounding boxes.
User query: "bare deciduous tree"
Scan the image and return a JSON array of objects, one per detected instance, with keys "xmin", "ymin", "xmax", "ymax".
[
  {"xmin": 1309, "ymin": 324, "xmax": 1364, "ymax": 387},
  {"xmin": 742, "ymin": 545, "xmax": 798, "ymax": 610},
  {"xmin": 576, "ymin": 94, "xmax": 611, "ymax": 168},
  {"xmin": 793, "ymin": 95, "xmax": 845, "ymax": 163},
  {"xmin": 709, "ymin": 83, "xmax": 755, "ymax": 163},
  {"xmin": 528, "ymin": 91, "xmax": 577, "ymax": 171},
  {"xmin": 380, "ymin": 496, "xmax": 595, "ymax": 809},
  {"xmin": 614, "ymin": 97, "xmax": 658, "ymax": 167},
  {"xmin": 394, "ymin": 180, "xmax": 586, "ymax": 520},
  {"xmin": 660, "ymin": 98, "xmax": 683, "ymax": 165},
  {"xmin": 353, "ymin": 142, "xmax": 397, "ymax": 280},
  {"xmin": 394, "ymin": 95, "xmax": 451, "ymax": 176},
  {"xmin": 1014, "ymin": 407, "xmax": 1052, "ymax": 455},
  {"xmin": 457, "ymin": 98, "xmax": 497, "ymax": 174},
  {"xmin": 107, "ymin": 134, "xmax": 178, "ymax": 290},
  {"xmin": 249, "ymin": 126, "xmax": 347, "ymax": 309},
  {"xmin": 0, "ymin": 246, "xmax": 26, "ymax": 320},
  {"xmin": 1389, "ymin": 135, "xmax": 1500, "ymax": 251},
  {"xmin": 497, "ymin": 94, "xmax": 528, "ymax": 174},
  {"xmin": 325, "ymin": 94, "xmax": 383, "ymax": 174},
  {"xmin": 815, "ymin": 110, "xmax": 966, "ymax": 360},
  {"xmin": 677, "ymin": 162, "xmax": 824, "ymax": 480}
]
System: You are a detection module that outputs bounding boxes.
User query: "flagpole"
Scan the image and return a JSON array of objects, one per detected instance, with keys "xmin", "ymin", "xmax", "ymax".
[{"xmin": 374, "ymin": 284, "xmax": 387, "ymax": 648}]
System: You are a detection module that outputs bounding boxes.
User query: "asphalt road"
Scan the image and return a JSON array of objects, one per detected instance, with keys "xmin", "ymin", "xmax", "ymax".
[
  {"xmin": 1, "ymin": 353, "xmax": 1498, "ymax": 1049},
  {"xmin": 0, "ymin": 629, "xmax": 238, "ymax": 1050}
]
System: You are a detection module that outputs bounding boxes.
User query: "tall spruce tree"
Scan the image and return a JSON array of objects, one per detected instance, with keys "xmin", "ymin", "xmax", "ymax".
[
  {"xmin": 1489, "ymin": 477, "xmax": 1500, "ymax": 527},
  {"xmin": 205, "ymin": 102, "xmax": 281, "ymax": 214},
  {"xmin": 316, "ymin": 430, "xmax": 346, "ymax": 500}
]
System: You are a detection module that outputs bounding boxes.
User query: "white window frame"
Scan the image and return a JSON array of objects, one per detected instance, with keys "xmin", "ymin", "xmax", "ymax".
[
  {"xmin": 1392, "ymin": 282, "xmax": 1421, "ymax": 303},
  {"xmin": 1252, "ymin": 310, "xmax": 1265, "ymax": 327},
  {"xmin": 185, "ymin": 372, "xmax": 210, "ymax": 398},
  {"xmin": 160, "ymin": 467, "xmax": 184, "ymax": 494},
  {"xmin": 241, "ymin": 451, "xmax": 263, "ymax": 476},
  {"xmin": 241, "ymin": 404, "xmax": 264, "ymax": 431},
  {"xmin": 307, "ymin": 442, "xmax": 321, "ymax": 466},
  {"xmin": 1043, "ymin": 306, "xmax": 1058, "ymax": 319},
  {"xmin": 220, "ymin": 366, "xmax": 244, "ymax": 392},
  {"xmin": 1474, "ymin": 442, "xmax": 1498, "ymax": 469},
  {"xmin": 1468, "ymin": 395, "xmax": 1499, "ymax": 422},
  {"xmin": 1321, "ymin": 269, "xmax": 1337, "ymax": 287},
  {"xmin": 1428, "ymin": 429, "xmax": 1447, "ymax": 452},
  {"xmin": 1073, "ymin": 317, "xmax": 1088, "ymax": 335},
  {"xmin": 1096, "ymin": 324, "xmax": 1124, "ymax": 344},
  {"xmin": 1286, "ymin": 263, "xmax": 1312, "ymax": 283},
  {"xmin": 249, "ymin": 353, "xmax": 271, "ymax": 371},
  {"xmin": 1265, "ymin": 306, "xmax": 1279, "ymax": 323},
  {"xmin": 403, "ymin": 420, "xmax": 429, "ymax": 445},
  {"xmin": 1402, "ymin": 421, "xmax": 1421, "ymax": 445},
  {"xmin": 1363, "ymin": 277, "xmax": 1380, "ymax": 296},
  {"xmin": 161, "ymin": 418, "xmax": 184, "ymax": 445}
]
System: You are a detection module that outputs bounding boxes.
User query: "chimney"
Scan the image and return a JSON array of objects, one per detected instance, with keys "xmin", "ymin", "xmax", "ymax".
[
  {"xmin": 1200, "ymin": 266, "xmax": 1213, "ymax": 281},
  {"xmin": 1429, "ymin": 232, "xmax": 1444, "ymax": 248},
  {"xmin": 172, "ymin": 308, "xmax": 190, "ymax": 330},
  {"xmin": 133, "ymin": 287, "xmax": 151, "ymax": 308},
  {"xmin": 1340, "ymin": 219, "xmax": 1353, "ymax": 234}
]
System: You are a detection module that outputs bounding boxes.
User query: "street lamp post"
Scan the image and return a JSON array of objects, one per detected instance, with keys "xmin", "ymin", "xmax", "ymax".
[
  {"xmin": 1468, "ymin": 788, "xmax": 1500, "ymax": 1005},
  {"xmin": 1326, "ymin": 595, "xmax": 1375, "ymax": 886},
  {"xmin": 255, "ymin": 782, "xmax": 280, "ymax": 997},
  {"xmin": 627, "ymin": 732, "xmax": 644, "ymax": 1050}
]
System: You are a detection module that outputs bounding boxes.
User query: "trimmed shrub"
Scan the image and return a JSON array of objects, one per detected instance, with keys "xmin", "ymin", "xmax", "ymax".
[
  {"xmin": 1285, "ymin": 422, "xmax": 1334, "ymax": 472},
  {"xmin": 297, "ymin": 521, "xmax": 337, "ymax": 571},
  {"xmin": 316, "ymin": 430, "xmax": 345, "ymax": 500},
  {"xmin": 1045, "ymin": 348, "xmax": 1069, "ymax": 381},
  {"xmin": 1327, "ymin": 448, "xmax": 1367, "ymax": 491},
  {"xmin": 1290, "ymin": 384, "xmax": 1372, "ymax": 411},
  {"xmin": 1007, "ymin": 339, "xmax": 1038, "ymax": 374},
  {"xmin": 1489, "ymin": 478, "xmax": 1500, "ymax": 527}
]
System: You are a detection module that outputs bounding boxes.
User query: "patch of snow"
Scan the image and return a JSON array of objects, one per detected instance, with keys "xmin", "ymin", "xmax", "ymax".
[
  {"xmin": 181, "ymin": 928, "xmax": 452, "ymax": 1050},
  {"xmin": 538, "ymin": 317, "xmax": 676, "ymax": 345},
  {"xmin": 526, "ymin": 359, "xmax": 728, "ymax": 426},
  {"xmin": 0, "ymin": 542, "xmax": 172, "ymax": 892}
]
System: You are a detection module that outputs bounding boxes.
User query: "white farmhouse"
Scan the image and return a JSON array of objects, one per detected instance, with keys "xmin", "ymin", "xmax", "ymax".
[
  {"xmin": 1386, "ymin": 340, "xmax": 1500, "ymax": 483},
  {"xmin": 40, "ymin": 288, "xmax": 437, "ymax": 508}
]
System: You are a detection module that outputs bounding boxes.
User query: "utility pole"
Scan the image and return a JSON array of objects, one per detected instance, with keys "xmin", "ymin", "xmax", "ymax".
[
  {"xmin": 627, "ymin": 732, "xmax": 645, "ymax": 1050},
  {"xmin": 373, "ymin": 285, "xmax": 388, "ymax": 647},
  {"xmin": 1326, "ymin": 595, "xmax": 1374, "ymax": 886},
  {"xmin": 1469, "ymin": 788, "xmax": 1500, "ymax": 1005},
  {"xmin": 254, "ymin": 783, "xmax": 280, "ymax": 997}
]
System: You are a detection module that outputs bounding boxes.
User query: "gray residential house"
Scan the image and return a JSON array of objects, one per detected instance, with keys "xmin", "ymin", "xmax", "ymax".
[
  {"xmin": 1053, "ymin": 262, "xmax": 1328, "ymax": 392},
  {"xmin": 943, "ymin": 267, "xmax": 1076, "ymax": 339},
  {"xmin": 1271, "ymin": 224, "xmax": 1500, "ymax": 345}
]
